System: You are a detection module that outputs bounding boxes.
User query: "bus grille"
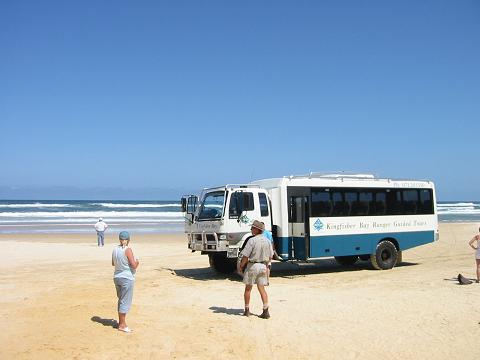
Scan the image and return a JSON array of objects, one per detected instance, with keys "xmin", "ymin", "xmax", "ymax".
[{"xmin": 206, "ymin": 234, "xmax": 216, "ymax": 242}]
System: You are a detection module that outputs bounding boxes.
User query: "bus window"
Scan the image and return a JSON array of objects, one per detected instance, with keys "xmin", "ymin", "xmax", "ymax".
[
  {"xmin": 344, "ymin": 191, "xmax": 357, "ymax": 216},
  {"xmin": 332, "ymin": 191, "xmax": 346, "ymax": 216},
  {"xmin": 259, "ymin": 193, "xmax": 269, "ymax": 217},
  {"xmin": 387, "ymin": 190, "xmax": 403, "ymax": 215},
  {"xmin": 311, "ymin": 189, "xmax": 332, "ymax": 217},
  {"xmin": 403, "ymin": 190, "xmax": 419, "ymax": 215},
  {"xmin": 374, "ymin": 191, "xmax": 387, "ymax": 215},
  {"xmin": 229, "ymin": 192, "xmax": 254, "ymax": 218},
  {"xmin": 198, "ymin": 191, "xmax": 225, "ymax": 220},
  {"xmin": 419, "ymin": 189, "xmax": 433, "ymax": 214},
  {"xmin": 309, "ymin": 187, "xmax": 433, "ymax": 217},
  {"xmin": 290, "ymin": 197, "xmax": 305, "ymax": 222},
  {"xmin": 352, "ymin": 191, "xmax": 371, "ymax": 216}
]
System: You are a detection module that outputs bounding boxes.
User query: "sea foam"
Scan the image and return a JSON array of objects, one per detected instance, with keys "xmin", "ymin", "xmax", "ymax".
[
  {"xmin": 0, "ymin": 211, "xmax": 182, "ymax": 218},
  {"xmin": 93, "ymin": 203, "xmax": 180, "ymax": 208},
  {"xmin": 0, "ymin": 203, "xmax": 73, "ymax": 208}
]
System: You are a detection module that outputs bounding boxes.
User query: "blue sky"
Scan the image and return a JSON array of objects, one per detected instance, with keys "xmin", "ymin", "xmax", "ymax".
[{"xmin": 0, "ymin": 1, "xmax": 479, "ymax": 200}]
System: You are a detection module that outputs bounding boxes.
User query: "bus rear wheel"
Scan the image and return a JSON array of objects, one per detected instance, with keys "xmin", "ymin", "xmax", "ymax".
[
  {"xmin": 371, "ymin": 240, "xmax": 398, "ymax": 270},
  {"xmin": 334, "ymin": 255, "xmax": 359, "ymax": 266},
  {"xmin": 208, "ymin": 253, "xmax": 237, "ymax": 274}
]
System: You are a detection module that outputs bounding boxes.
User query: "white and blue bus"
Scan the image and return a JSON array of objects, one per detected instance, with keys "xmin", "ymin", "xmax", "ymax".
[{"xmin": 182, "ymin": 173, "xmax": 438, "ymax": 273}]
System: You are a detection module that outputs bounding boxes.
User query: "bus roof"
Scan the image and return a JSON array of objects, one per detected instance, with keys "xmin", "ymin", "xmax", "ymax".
[{"xmin": 251, "ymin": 173, "xmax": 435, "ymax": 189}]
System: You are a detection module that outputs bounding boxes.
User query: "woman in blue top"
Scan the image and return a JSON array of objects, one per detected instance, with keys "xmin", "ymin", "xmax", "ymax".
[{"xmin": 112, "ymin": 231, "xmax": 139, "ymax": 332}]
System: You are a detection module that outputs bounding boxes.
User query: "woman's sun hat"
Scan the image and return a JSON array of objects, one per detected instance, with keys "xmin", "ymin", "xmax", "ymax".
[{"xmin": 119, "ymin": 231, "xmax": 130, "ymax": 240}]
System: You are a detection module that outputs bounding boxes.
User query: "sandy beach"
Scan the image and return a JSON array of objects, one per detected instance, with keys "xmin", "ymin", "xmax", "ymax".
[{"xmin": 0, "ymin": 223, "xmax": 479, "ymax": 359}]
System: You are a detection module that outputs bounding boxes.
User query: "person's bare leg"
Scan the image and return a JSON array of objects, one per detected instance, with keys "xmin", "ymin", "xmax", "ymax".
[
  {"xmin": 476, "ymin": 259, "xmax": 480, "ymax": 283},
  {"xmin": 257, "ymin": 284, "xmax": 270, "ymax": 319},
  {"xmin": 257, "ymin": 284, "xmax": 268, "ymax": 305},
  {"xmin": 244, "ymin": 285, "xmax": 252, "ymax": 316},
  {"xmin": 118, "ymin": 313, "xmax": 127, "ymax": 329}
]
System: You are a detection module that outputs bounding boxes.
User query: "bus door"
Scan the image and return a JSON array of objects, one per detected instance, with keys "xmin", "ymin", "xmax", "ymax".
[{"xmin": 289, "ymin": 195, "xmax": 310, "ymax": 260}]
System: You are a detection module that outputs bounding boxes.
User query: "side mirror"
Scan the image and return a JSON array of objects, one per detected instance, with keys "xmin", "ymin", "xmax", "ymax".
[
  {"xmin": 181, "ymin": 198, "xmax": 187, "ymax": 212},
  {"xmin": 187, "ymin": 195, "xmax": 198, "ymax": 214}
]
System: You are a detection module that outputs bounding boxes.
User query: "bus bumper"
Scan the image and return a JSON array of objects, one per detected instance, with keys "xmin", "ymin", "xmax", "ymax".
[{"xmin": 187, "ymin": 232, "xmax": 238, "ymax": 257}]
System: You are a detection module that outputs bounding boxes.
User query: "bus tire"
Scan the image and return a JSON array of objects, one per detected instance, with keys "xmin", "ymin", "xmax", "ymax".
[
  {"xmin": 208, "ymin": 253, "xmax": 236, "ymax": 274},
  {"xmin": 334, "ymin": 255, "xmax": 359, "ymax": 266},
  {"xmin": 371, "ymin": 240, "xmax": 398, "ymax": 270},
  {"xmin": 396, "ymin": 250, "xmax": 403, "ymax": 265}
]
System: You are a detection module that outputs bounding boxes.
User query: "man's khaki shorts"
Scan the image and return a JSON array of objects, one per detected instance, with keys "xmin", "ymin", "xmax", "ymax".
[{"xmin": 243, "ymin": 263, "xmax": 268, "ymax": 286}]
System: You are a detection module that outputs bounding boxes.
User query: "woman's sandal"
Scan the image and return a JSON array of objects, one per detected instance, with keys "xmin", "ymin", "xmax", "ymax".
[{"xmin": 118, "ymin": 327, "xmax": 133, "ymax": 333}]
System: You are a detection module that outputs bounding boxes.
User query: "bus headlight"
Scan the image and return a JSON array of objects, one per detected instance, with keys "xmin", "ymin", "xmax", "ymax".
[
  {"xmin": 218, "ymin": 234, "xmax": 227, "ymax": 240},
  {"xmin": 227, "ymin": 247, "xmax": 239, "ymax": 258}
]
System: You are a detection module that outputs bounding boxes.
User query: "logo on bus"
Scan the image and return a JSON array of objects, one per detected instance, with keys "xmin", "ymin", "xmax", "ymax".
[
  {"xmin": 313, "ymin": 218, "xmax": 324, "ymax": 231},
  {"xmin": 239, "ymin": 214, "xmax": 250, "ymax": 224}
]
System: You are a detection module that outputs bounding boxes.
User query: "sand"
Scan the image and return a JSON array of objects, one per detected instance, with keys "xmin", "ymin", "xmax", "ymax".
[{"xmin": 0, "ymin": 223, "xmax": 479, "ymax": 359}]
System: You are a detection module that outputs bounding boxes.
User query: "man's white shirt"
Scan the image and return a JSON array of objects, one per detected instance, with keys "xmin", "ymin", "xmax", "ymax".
[{"xmin": 94, "ymin": 221, "xmax": 108, "ymax": 232}]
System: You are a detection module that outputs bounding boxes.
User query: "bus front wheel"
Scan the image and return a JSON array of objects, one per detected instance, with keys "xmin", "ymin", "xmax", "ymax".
[
  {"xmin": 334, "ymin": 255, "xmax": 359, "ymax": 266},
  {"xmin": 371, "ymin": 240, "xmax": 398, "ymax": 270},
  {"xmin": 208, "ymin": 253, "xmax": 237, "ymax": 274}
]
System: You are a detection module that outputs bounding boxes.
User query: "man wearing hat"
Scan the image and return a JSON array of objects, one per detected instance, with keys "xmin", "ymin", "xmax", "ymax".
[
  {"xmin": 237, "ymin": 220, "xmax": 274, "ymax": 319},
  {"xmin": 94, "ymin": 218, "xmax": 108, "ymax": 246}
]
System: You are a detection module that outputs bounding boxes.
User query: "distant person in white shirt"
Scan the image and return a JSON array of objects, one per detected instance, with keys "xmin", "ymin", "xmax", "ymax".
[{"xmin": 94, "ymin": 218, "xmax": 108, "ymax": 246}]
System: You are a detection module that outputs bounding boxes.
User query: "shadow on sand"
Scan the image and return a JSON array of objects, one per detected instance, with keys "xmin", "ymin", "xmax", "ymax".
[
  {"xmin": 156, "ymin": 267, "xmax": 240, "ymax": 281},
  {"xmin": 161, "ymin": 259, "xmax": 418, "ymax": 282},
  {"xmin": 91, "ymin": 316, "xmax": 118, "ymax": 329},
  {"xmin": 209, "ymin": 306, "xmax": 244, "ymax": 316},
  {"xmin": 267, "ymin": 259, "xmax": 417, "ymax": 278},
  {"xmin": 443, "ymin": 276, "xmax": 478, "ymax": 286}
]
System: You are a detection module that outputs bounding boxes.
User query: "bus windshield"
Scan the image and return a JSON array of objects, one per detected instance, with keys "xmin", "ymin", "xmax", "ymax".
[{"xmin": 197, "ymin": 191, "xmax": 225, "ymax": 220}]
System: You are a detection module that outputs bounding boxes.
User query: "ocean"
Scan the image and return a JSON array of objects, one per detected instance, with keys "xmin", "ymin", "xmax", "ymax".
[
  {"xmin": 0, "ymin": 200, "xmax": 184, "ymax": 234},
  {"xmin": 0, "ymin": 200, "xmax": 478, "ymax": 234},
  {"xmin": 436, "ymin": 202, "xmax": 480, "ymax": 222}
]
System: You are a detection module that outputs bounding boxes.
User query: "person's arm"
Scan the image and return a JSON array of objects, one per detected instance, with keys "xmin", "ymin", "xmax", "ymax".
[
  {"xmin": 238, "ymin": 256, "xmax": 248, "ymax": 274},
  {"xmin": 125, "ymin": 247, "xmax": 139, "ymax": 269},
  {"xmin": 112, "ymin": 251, "xmax": 115, "ymax": 266},
  {"xmin": 238, "ymin": 239, "xmax": 253, "ymax": 274},
  {"xmin": 469, "ymin": 236, "xmax": 478, "ymax": 250}
]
